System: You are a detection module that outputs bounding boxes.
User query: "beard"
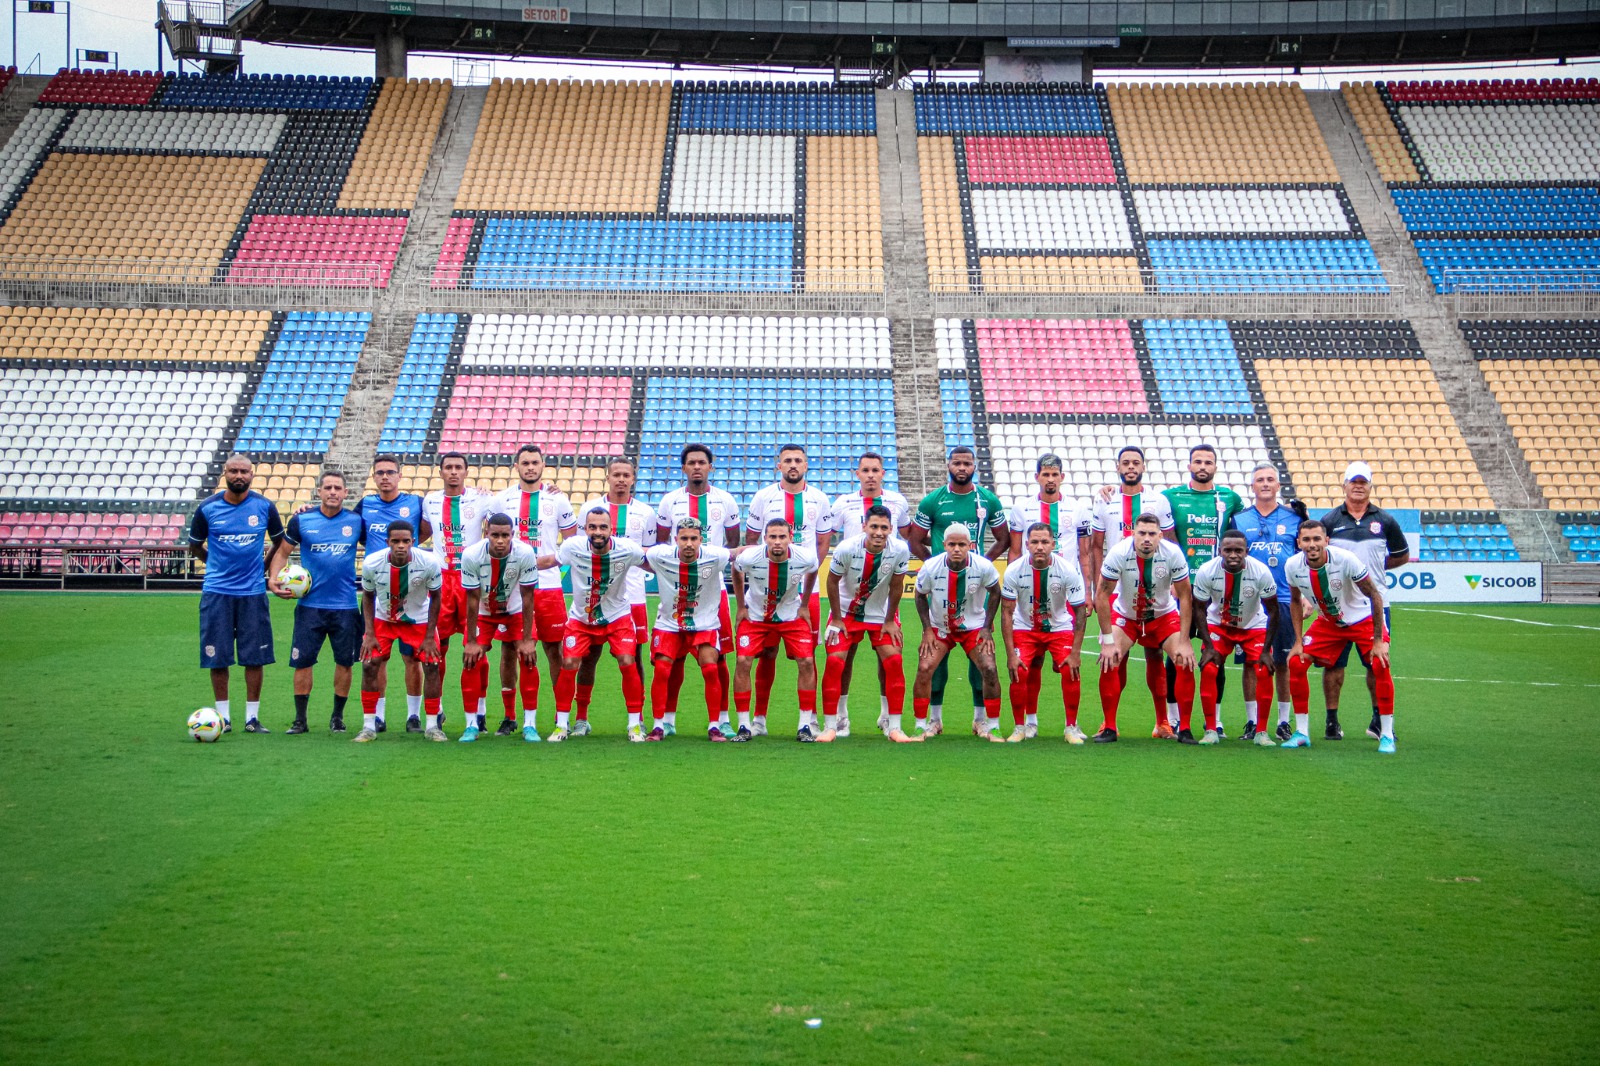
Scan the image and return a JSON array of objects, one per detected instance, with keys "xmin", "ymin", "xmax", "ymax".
[
  {"xmin": 949, "ymin": 468, "xmax": 973, "ymax": 487},
  {"xmin": 225, "ymin": 477, "xmax": 250, "ymax": 494},
  {"xmin": 1119, "ymin": 470, "xmax": 1141, "ymax": 486},
  {"xmin": 782, "ymin": 471, "xmax": 804, "ymax": 485},
  {"xmin": 1191, "ymin": 469, "xmax": 1213, "ymax": 484}
]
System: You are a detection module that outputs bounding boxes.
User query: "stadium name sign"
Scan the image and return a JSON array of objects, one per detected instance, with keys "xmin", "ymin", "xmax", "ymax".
[
  {"xmin": 1383, "ymin": 562, "xmax": 1542, "ymax": 603},
  {"xmin": 522, "ymin": 6, "xmax": 571, "ymax": 22}
]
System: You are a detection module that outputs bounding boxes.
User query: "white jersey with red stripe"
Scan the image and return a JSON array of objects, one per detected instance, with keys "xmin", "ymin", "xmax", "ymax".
[
  {"xmin": 1285, "ymin": 545, "xmax": 1374, "ymax": 626},
  {"xmin": 1001, "ymin": 553, "xmax": 1087, "ymax": 632},
  {"xmin": 830, "ymin": 489, "xmax": 911, "ymax": 545},
  {"xmin": 645, "ymin": 543, "xmax": 730, "ymax": 633},
  {"xmin": 746, "ymin": 482, "xmax": 834, "ymax": 554},
  {"xmin": 1090, "ymin": 488, "xmax": 1176, "ymax": 551},
  {"xmin": 458, "ymin": 540, "xmax": 541, "ymax": 616},
  {"xmin": 656, "ymin": 486, "xmax": 742, "ymax": 545},
  {"xmin": 492, "ymin": 483, "xmax": 577, "ymax": 591},
  {"xmin": 1008, "ymin": 493, "xmax": 1092, "ymax": 559},
  {"xmin": 914, "ymin": 553, "xmax": 1000, "ymax": 637},
  {"xmin": 731, "ymin": 545, "xmax": 819, "ymax": 623},
  {"xmin": 558, "ymin": 534, "xmax": 647, "ymax": 625},
  {"xmin": 423, "ymin": 488, "xmax": 491, "ymax": 572},
  {"xmin": 579, "ymin": 496, "xmax": 658, "ymax": 605},
  {"xmin": 360, "ymin": 547, "xmax": 443, "ymax": 624},
  {"xmin": 1101, "ymin": 537, "xmax": 1190, "ymax": 622},
  {"xmin": 1191, "ymin": 556, "xmax": 1278, "ymax": 630},
  {"xmin": 829, "ymin": 533, "xmax": 912, "ymax": 626}
]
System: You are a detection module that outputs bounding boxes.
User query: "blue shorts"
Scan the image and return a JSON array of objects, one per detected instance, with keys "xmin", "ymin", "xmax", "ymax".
[
  {"xmin": 290, "ymin": 604, "xmax": 362, "ymax": 668},
  {"xmin": 1332, "ymin": 606, "xmax": 1390, "ymax": 669},
  {"xmin": 1228, "ymin": 603, "xmax": 1294, "ymax": 665},
  {"xmin": 199, "ymin": 592, "xmax": 275, "ymax": 669}
]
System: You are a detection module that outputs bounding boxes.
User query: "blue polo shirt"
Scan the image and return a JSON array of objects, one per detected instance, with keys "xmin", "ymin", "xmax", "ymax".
[
  {"xmin": 190, "ymin": 491, "xmax": 284, "ymax": 596},
  {"xmin": 354, "ymin": 492, "xmax": 424, "ymax": 555},
  {"xmin": 284, "ymin": 507, "xmax": 364, "ymax": 611},
  {"xmin": 1231, "ymin": 503, "xmax": 1301, "ymax": 602}
]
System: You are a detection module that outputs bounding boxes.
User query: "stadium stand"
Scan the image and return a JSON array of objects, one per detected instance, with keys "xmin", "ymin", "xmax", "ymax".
[
  {"xmin": 233, "ymin": 311, "xmax": 369, "ymax": 459},
  {"xmin": 337, "ymin": 77, "xmax": 451, "ymax": 211},
  {"xmin": 1462, "ymin": 319, "xmax": 1600, "ymax": 511},
  {"xmin": 442, "ymin": 80, "xmax": 882, "ymax": 291},
  {"xmin": 1557, "ymin": 512, "xmax": 1600, "ymax": 563},
  {"xmin": 1416, "ymin": 509, "xmax": 1519, "ymax": 562}
]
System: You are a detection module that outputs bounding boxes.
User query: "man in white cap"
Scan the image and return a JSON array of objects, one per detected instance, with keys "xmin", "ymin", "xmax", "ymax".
[{"xmin": 1319, "ymin": 461, "xmax": 1410, "ymax": 742}]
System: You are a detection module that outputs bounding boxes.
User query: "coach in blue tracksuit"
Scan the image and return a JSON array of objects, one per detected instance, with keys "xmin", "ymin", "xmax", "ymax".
[
  {"xmin": 1230, "ymin": 461, "xmax": 1306, "ymax": 742},
  {"xmin": 190, "ymin": 452, "xmax": 284, "ymax": 735}
]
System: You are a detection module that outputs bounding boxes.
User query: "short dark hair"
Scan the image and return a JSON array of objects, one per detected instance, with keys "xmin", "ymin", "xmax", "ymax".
[
  {"xmin": 1134, "ymin": 513, "xmax": 1162, "ymax": 529},
  {"xmin": 1025, "ymin": 521, "xmax": 1056, "ymax": 540},
  {"xmin": 1298, "ymin": 517, "xmax": 1329, "ymax": 537},
  {"xmin": 778, "ymin": 443, "xmax": 807, "ymax": 458},
  {"xmin": 1035, "ymin": 452, "xmax": 1063, "ymax": 473},
  {"xmin": 318, "ymin": 469, "xmax": 345, "ymax": 487},
  {"xmin": 948, "ymin": 445, "xmax": 975, "ymax": 460},
  {"xmin": 1189, "ymin": 443, "xmax": 1217, "ymax": 459},
  {"xmin": 514, "ymin": 444, "xmax": 544, "ymax": 462},
  {"xmin": 387, "ymin": 519, "xmax": 414, "ymax": 538},
  {"xmin": 764, "ymin": 517, "xmax": 793, "ymax": 532},
  {"xmin": 1221, "ymin": 528, "xmax": 1249, "ymax": 545},
  {"xmin": 1117, "ymin": 445, "xmax": 1145, "ymax": 462},
  {"xmin": 606, "ymin": 456, "xmax": 637, "ymax": 472},
  {"xmin": 680, "ymin": 443, "xmax": 714, "ymax": 465},
  {"xmin": 372, "ymin": 453, "xmax": 400, "ymax": 472},
  {"xmin": 486, "ymin": 512, "xmax": 514, "ymax": 529},
  {"xmin": 857, "ymin": 450, "xmax": 885, "ymax": 466},
  {"xmin": 864, "ymin": 503, "xmax": 893, "ymax": 524},
  {"xmin": 438, "ymin": 451, "xmax": 468, "ymax": 469},
  {"xmin": 583, "ymin": 505, "xmax": 613, "ymax": 524}
]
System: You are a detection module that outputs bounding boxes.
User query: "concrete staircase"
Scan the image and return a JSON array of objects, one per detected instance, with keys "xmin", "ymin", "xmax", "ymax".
[{"xmin": 0, "ymin": 75, "xmax": 48, "ymax": 144}]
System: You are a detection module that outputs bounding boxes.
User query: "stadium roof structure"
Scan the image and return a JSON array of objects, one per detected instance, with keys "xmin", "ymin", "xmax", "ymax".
[{"xmin": 226, "ymin": 0, "xmax": 1600, "ymax": 72}]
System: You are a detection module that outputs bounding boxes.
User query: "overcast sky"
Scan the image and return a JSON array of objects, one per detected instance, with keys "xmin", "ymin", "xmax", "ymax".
[{"xmin": 16, "ymin": 0, "xmax": 1599, "ymax": 89}]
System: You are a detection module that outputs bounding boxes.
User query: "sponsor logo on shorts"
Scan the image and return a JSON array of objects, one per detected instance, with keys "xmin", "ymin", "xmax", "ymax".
[
  {"xmin": 290, "ymin": 647, "xmax": 300, "ymax": 660},
  {"xmin": 565, "ymin": 635, "xmax": 577, "ymax": 647},
  {"xmin": 739, "ymin": 635, "xmax": 750, "ymax": 647}
]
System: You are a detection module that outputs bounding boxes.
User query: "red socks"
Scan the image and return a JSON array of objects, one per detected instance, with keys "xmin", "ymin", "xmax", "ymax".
[
  {"xmin": 575, "ymin": 682, "xmax": 593, "ymax": 721},
  {"xmin": 700, "ymin": 661, "xmax": 723, "ymax": 723},
  {"xmin": 1288, "ymin": 653, "xmax": 1311, "ymax": 715},
  {"xmin": 518, "ymin": 660, "xmax": 539, "ymax": 714},
  {"xmin": 755, "ymin": 655, "xmax": 776, "ymax": 715},
  {"xmin": 883, "ymin": 655, "xmax": 905, "ymax": 716},
  {"xmin": 665, "ymin": 656, "xmax": 685, "ymax": 716},
  {"xmin": 424, "ymin": 696, "xmax": 440, "ymax": 719},
  {"xmin": 734, "ymin": 688, "xmax": 751, "ymax": 715},
  {"xmin": 821, "ymin": 654, "xmax": 846, "ymax": 717},
  {"xmin": 1098, "ymin": 666, "xmax": 1122, "ymax": 732},
  {"xmin": 913, "ymin": 696, "xmax": 930, "ymax": 721},
  {"xmin": 1373, "ymin": 657, "xmax": 1395, "ymax": 716},
  {"xmin": 620, "ymin": 663, "xmax": 644, "ymax": 715},
  {"xmin": 1061, "ymin": 672, "xmax": 1080, "ymax": 727},
  {"xmin": 649, "ymin": 659, "xmax": 672, "ymax": 720},
  {"xmin": 716, "ymin": 659, "xmax": 731, "ymax": 716},
  {"xmin": 554, "ymin": 667, "xmax": 576, "ymax": 715},
  {"xmin": 361, "ymin": 690, "xmax": 380, "ymax": 715},
  {"xmin": 501, "ymin": 684, "xmax": 517, "ymax": 720},
  {"xmin": 1146, "ymin": 654, "xmax": 1167, "ymax": 722},
  {"xmin": 798, "ymin": 684, "xmax": 816, "ymax": 718},
  {"xmin": 983, "ymin": 696, "xmax": 1001, "ymax": 721}
]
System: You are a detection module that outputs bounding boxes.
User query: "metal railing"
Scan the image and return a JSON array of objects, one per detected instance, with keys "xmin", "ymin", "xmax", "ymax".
[
  {"xmin": 0, "ymin": 257, "xmax": 381, "ymax": 311},
  {"xmin": 405, "ymin": 275, "xmax": 891, "ymax": 316},
  {"xmin": 1445, "ymin": 271, "xmax": 1600, "ymax": 316},
  {"xmin": 0, "ymin": 544, "xmax": 202, "ymax": 589}
]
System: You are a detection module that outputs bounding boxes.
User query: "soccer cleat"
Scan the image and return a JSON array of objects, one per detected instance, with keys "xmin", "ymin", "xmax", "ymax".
[
  {"xmin": 1064, "ymin": 729, "xmax": 1086, "ymax": 746},
  {"xmin": 1152, "ymin": 721, "xmax": 1176, "ymax": 741},
  {"xmin": 835, "ymin": 717, "xmax": 851, "ymax": 738},
  {"xmin": 285, "ymin": 719, "xmax": 309, "ymax": 735},
  {"xmin": 243, "ymin": 719, "xmax": 270, "ymax": 734},
  {"xmin": 405, "ymin": 716, "xmax": 422, "ymax": 734},
  {"xmin": 375, "ymin": 718, "xmax": 386, "ymax": 734},
  {"xmin": 1377, "ymin": 734, "xmax": 1396, "ymax": 754},
  {"xmin": 546, "ymin": 727, "xmax": 568, "ymax": 743},
  {"xmin": 1325, "ymin": 713, "xmax": 1344, "ymax": 740},
  {"xmin": 661, "ymin": 721, "xmax": 677, "ymax": 737},
  {"xmin": 645, "ymin": 726, "xmax": 666, "ymax": 742},
  {"xmin": 876, "ymin": 711, "xmax": 890, "ymax": 734},
  {"xmin": 571, "ymin": 719, "xmax": 593, "ymax": 737},
  {"xmin": 1241, "ymin": 722, "xmax": 1258, "ymax": 741},
  {"xmin": 1275, "ymin": 720, "xmax": 1293, "ymax": 742},
  {"xmin": 1253, "ymin": 731, "xmax": 1277, "ymax": 747},
  {"xmin": 1281, "ymin": 732, "xmax": 1311, "ymax": 749},
  {"xmin": 1091, "ymin": 727, "xmax": 1119, "ymax": 743},
  {"xmin": 1023, "ymin": 723, "xmax": 1039, "ymax": 739},
  {"xmin": 727, "ymin": 728, "xmax": 751, "ymax": 743},
  {"xmin": 736, "ymin": 725, "xmax": 753, "ymax": 741},
  {"xmin": 476, "ymin": 713, "xmax": 487, "ymax": 732},
  {"xmin": 495, "ymin": 718, "xmax": 517, "ymax": 737},
  {"xmin": 425, "ymin": 727, "xmax": 448, "ymax": 743},
  {"xmin": 796, "ymin": 725, "xmax": 816, "ymax": 743},
  {"xmin": 748, "ymin": 717, "xmax": 766, "ymax": 737},
  {"xmin": 1005, "ymin": 728, "xmax": 1027, "ymax": 743},
  {"xmin": 522, "ymin": 725, "xmax": 542, "ymax": 743},
  {"xmin": 920, "ymin": 719, "xmax": 944, "ymax": 738},
  {"xmin": 1176, "ymin": 728, "xmax": 1198, "ymax": 745},
  {"xmin": 1214, "ymin": 723, "xmax": 1227, "ymax": 740},
  {"xmin": 458, "ymin": 725, "xmax": 480, "ymax": 743},
  {"xmin": 329, "ymin": 714, "xmax": 345, "ymax": 733},
  {"xmin": 628, "ymin": 725, "xmax": 645, "ymax": 743},
  {"xmin": 1200, "ymin": 729, "xmax": 1220, "ymax": 746},
  {"xmin": 888, "ymin": 729, "xmax": 921, "ymax": 743},
  {"xmin": 222, "ymin": 719, "xmax": 232, "ymax": 734},
  {"xmin": 719, "ymin": 721, "xmax": 738, "ymax": 739},
  {"xmin": 1367, "ymin": 712, "xmax": 1383, "ymax": 740},
  {"xmin": 708, "ymin": 727, "xmax": 729, "ymax": 743},
  {"xmin": 353, "ymin": 727, "xmax": 377, "ymax": 742}
]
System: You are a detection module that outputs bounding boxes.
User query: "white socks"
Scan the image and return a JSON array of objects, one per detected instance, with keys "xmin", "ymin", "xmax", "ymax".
[
  {"xmin": 665, "ymin": 711, "xmax": 677, "ymax": 728},
  {"xmin": 1278, "ymin": 701, "xmax": 1292, "ymax": 725},
  {"xmin": 555, "ymin": 711, "xmax": 569, "ymax": 730},
  {"xmin": 628, "ymin": 711, "xmax": 642, "ymax": 729},
  {"xmin": 245, "ymin": 700, "xmax": 260, "ymax": 723},
  {"xmin": 823, "ymin": 714, "xmax": 838, "ymax": 731},
  {"xmin": 929, "ymin": 702, "xmax": 942, "ymax": 723},
  {"xmin": 1244, "ymin": 700, "xmax": 1259, "ymax": 727},
  {"xmin": 406, "ymin": 694, "xmax": 422, "ymax": 718},
  {"xmin": 737, "ymin": 711, "xmax": 751, "ymax": 728},
  {"xmin": 837, "ymin": 695, "xmax": 849, "ymax": 717},
  {"xmin": 375, "ymin": 697, "xmax": 387, "ymax": 723},
  {"xmin": 524, "ymin": 709, "xmax": 537, "ymax": 728},
  {"xmin": 1024, "ymin": 713, "xmax": 1038, "ymax": 727},
  {"xmin": 887, "ymin": 714, "xmax": 902, "ymax": 733},
  {"xmin": 215, "ymin": 699, "xmax": 231, "ymax": 724},
  {"xmin": 1166, "ymin": 701, "xmax": 1179, "ymax": 729},
  {"xmin": 1380, "ymin": 714, "xmax": 1394, "ymax": 739},
  {"xmin": 1295, "ymin": 713, "xmax": 1310, "ymax": 736},
  {"xmin": 425, "ymin": 713, "xmax": 438, "ymax": 730},
  {"xmin": 363, "ymin": 712, "xmax": 378, "ymax": 730}
]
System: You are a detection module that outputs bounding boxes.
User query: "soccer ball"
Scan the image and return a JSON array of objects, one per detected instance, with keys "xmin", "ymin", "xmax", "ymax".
[
  {"xmin": 188, "ymin": 707, "xmax": 223, "ymax": 743},
  {"xmin": 278, "ymin": 564, "xmax": 312, "ymax": 598}
]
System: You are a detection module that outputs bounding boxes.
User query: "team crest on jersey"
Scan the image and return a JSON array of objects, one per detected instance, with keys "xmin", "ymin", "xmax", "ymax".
[
  {"xmin": 342, "ymin": 525, "xmax": 353, "ymax": 537},
  {"xmin": 1154, "ymin": 564, "xmax": 1169, "ymax": 579},
  {"xmin": 401, "ymin": 506, "xmax": 412, "ymax": 517},
  {"xmin": 247, "ymin": 514, "xmax": 259, "ymax": 527},
  {"xmin": 565, "ymin": 635, "xmax": 577, "ymax": 648},
  {"xmin": 1369, "ymin": 521, "xmax": 1382, "ymax": 534},
  {"xmin": 1276, "ymin": 524, "xmax": 1286, "ymax": 535}
]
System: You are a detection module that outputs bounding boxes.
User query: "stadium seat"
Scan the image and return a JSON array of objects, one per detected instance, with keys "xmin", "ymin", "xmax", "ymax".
[{"xmin": 234, "ymin": 311, "xmax": 370, "ymax": 454}]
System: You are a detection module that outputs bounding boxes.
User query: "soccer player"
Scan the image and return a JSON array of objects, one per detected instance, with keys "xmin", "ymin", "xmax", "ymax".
[
  {"xmin": 828, "ymin": 450, "xmax": 911, "ymax": 735},
  {"xmin": 744, "ymin": 444, "xmax": 834, "ymax": 725},
  {"xmin": 822, "ymin": 504, "xmax": 912, "ymax": 741},
  {"xmin": 354, "ymin": 454, "xmax": 433, "ymax": 733},
  {"xmin": 1000, "ymin": 522, "xmax": 1088, "ymax": 743},
  {"xmin": 1230, "ymin": 462, "xmax": 1307, "ymax": 740},
  {"xmin": 1093, "ymin": 513, "xmax": 1195, "ymax": 743},
  {"xmin": 1191, "ymin": 529, "xmax": 1281, "ymax": 746},
  {"xmin": 644, "ymin": 518, "xmax": 735, "ymax": 742},
  {"xmin": 912, "ymin": 523, "xmax": 1004, "ymax": 739},
  {"xmin": 655, "ymin": 444, "xmax": 742, "ymax": 735},
  {"xmin": 551, "ymin": 506, "xmax": 648, "ymax": 742},
  {"xmin": 1162, "ymin": 444, "xmax": 1244, "ymax": 735},
  {"xmin": 189, "ymin": 453, "xmax": 284, "ymax": 733},
  {"xmin": 732, "ymin": 518, "xmax": 822, "ymax": 741},
  {"xmin": 1281, "ymin": 518, "xmax": 1395, "ymax": 753},
  {"xmin": 493, "ymin": 444, "xmax": 578, "ymax": 735},
  {"xmin": 1007, "ymin": 452, "xmax": 1091, "ymax": 729},
  {"xmin": 577, "ymin": 458, "xmax": 657, "ymax": 732},
  {"xmin": 268, "ymin": 470, "xmax": 362, "ymax": 734},
  {"xmin": 355, "ymin": 521, "xmax": 444, "ymax": 742},
  {"xmin": 908, "ymin": 446, "xmax": 1010, "ymax": 735},
  {"xmin": 1321, "ymin": 461, "xmax": 1409, "ymax": 741},
  {"xmin": 456, "ymin": 513, "xmax": 542, "ymax": 743},
  {"xmin": 423, "ymin": 451, "xmax": 491, "ymax": 729}
]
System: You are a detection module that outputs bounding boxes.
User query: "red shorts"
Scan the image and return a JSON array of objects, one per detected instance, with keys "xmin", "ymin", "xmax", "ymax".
[
  {"xmin": 736, "ymin": 618, "xmax": 815, "ymax": 659},
  {"xmin": 630, "ymin": 602, "xmax": 649, "ymax": 643},
  {"xmin": 824, "ymin": 617, "xmax": 903, "ymax": 653},
  {"xmin": 650, "ymin": 627, "xmax": 721, "ymax": 662},
  {"xmin": 1207, "ymin": 622, "xmax": 1267, "ymax": 661},
  {"xmin": 438, "ymin": 570, "xmax": 469, "ymax": 641},
  {"xmin": 369, "ymin": 618, "xmax": 440, "ymax": 663},
  {"xmin": 718, "ymin": 590, "xmax": 734, "ymax": 655},
  {"xmin": 531, "ymin": 587, "xmax": 567, "ymax": 642},
  {"xmin": 474, "ymin": 613, "xmax": 524, "ymax": 645},
  {"xmin": 932, "ymin": 628, "xmax": 988, "ymax": 654},
  {"xmin": 1013, "ymin": 628, "xmax": 1076, "ymax": 670},
  {"xmin": 1112, "ymin": 610, "xmax": 1182, "ymax": 649},
  {"xmin": 563, "ymin": 617, "xmax": 638, "ymax": 659},
  {"xmin": 1298, "ymin": 613, "xmax": 1388, "ymax": 668}
]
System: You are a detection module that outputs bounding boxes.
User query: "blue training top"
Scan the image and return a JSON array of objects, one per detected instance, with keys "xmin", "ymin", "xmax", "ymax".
[
  {"xmin": 1231, "ymin": 502, "xmax": 1301, "ymax": 602},
  {"xmin": 190, "ymin": 491, "xmax": 284, "ymax": 596},
  {"xmin": 354, "ymin": 492, "xmax": 424, "ymax": 556},
  {"xmin": 284, "ymin": 507, "xmax": 364, "ymax": 611}
]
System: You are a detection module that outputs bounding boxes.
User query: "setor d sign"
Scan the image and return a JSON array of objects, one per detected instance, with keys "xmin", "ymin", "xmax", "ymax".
[{"xmin": 522, "ymin": 6, "xmax": 572, "ymax": 21}]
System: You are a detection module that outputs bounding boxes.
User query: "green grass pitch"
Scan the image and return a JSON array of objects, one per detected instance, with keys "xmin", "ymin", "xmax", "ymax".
[{"xmin": 1, "ymin": 591, "xmax": 1596, "ymax": 1064}]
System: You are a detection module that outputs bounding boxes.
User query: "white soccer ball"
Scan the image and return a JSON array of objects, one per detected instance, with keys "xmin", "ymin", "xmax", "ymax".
[
  {"xmin": 278, "ymin": 564, "xmax": 312, "ymax": 599},
  {"xmin": 188, "ymin": 707, "xmax": 223, "ymax": 743}
]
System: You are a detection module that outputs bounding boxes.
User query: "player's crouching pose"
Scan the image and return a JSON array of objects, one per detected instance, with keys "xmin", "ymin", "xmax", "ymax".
[
  {"xmin": 355, "ymin": 521, "xmax": 445, "ymax": 742},
  {"xmin": 550, "ymin": 507, "xmax": 648, "ymax": 742},
  {"xmin": 731, "ymin": 519, "xmax": 821, "ymax": 741},
  {"xmin": 822, "ymin": 505, "xmax": 912, "ymax": 741},
  {"xmin": 1282, "ymin": 519, "xmax": 1396, "ymax": 753},
  {"xmin": 1191, "ymin": 528, "xmax": 1281, "ymax": 746},
  {"xmin": 1094, "ymin": 514, "xmax": 1196, "ymax": 743},
  {"xmin": 644, "ymin": 519, "xmax": 736, "ymax": 742},
  {"xmin": 999, "ymin": 522, "xmax": 1088, "ymax": 744},
  {"xmin": 912, "ymin": 524, "xmax": 1004, "ymax": 741},
  {"xmin": 456, "ymin": 514, "xmax": 543, "ymax": 743}
]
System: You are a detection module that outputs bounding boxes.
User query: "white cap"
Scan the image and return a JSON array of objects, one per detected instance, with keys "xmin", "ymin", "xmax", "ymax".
[{"xmin": 1343, "ymin": 461, "xmax": 1373, "ymax": 482}]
